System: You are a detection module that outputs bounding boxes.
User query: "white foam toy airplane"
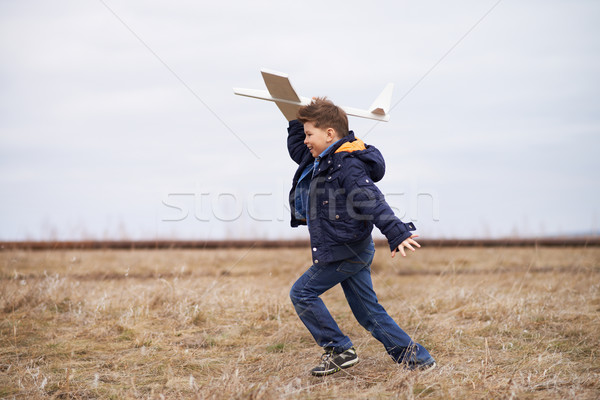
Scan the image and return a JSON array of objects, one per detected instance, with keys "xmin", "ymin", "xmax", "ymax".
[{"xmin": 233, "ymin": 69, "xmax": 394, "ymax": 122}]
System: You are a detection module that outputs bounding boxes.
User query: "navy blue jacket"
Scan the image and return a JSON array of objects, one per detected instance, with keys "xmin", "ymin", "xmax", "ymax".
[{"xmin": 287, "ymin": 120, "xmax": 416, "ymax": 264}]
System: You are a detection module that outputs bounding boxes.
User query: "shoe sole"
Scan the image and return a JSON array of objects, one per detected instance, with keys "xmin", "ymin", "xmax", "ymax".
[
  {"xmin": 311, "ymin": 358, "xmax": 359, "ymax": 377},
  {"xmin": 419, "ymin": 361, "xmax": 436, "ymax": 372}
]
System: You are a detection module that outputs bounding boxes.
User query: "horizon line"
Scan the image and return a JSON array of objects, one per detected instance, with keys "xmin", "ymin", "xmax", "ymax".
[{"xmin": 1, "ymin": 236, "xmax": 599, "ymax": 250}]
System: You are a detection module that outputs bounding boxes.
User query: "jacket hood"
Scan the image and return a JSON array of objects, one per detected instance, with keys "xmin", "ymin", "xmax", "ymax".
[{"xmin": 334, "ymin": 134, "xmax": 386, "ymax": 182}]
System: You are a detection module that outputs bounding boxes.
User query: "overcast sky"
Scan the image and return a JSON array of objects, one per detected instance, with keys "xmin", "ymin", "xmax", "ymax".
[{"xmin": 1, "ymin": 0, "xmax": 599, "ymax": 241}]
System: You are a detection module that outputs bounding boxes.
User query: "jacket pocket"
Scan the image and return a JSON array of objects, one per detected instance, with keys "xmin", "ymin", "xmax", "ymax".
[{"xmin": 330, "ymin": 209, "xmax": 362, "ymax": 242}]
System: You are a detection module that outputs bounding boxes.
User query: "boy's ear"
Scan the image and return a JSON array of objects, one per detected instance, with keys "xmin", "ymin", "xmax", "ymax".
[{"xmin": 326, "ymin": 127, "xmax": 338, "ymax": 140}]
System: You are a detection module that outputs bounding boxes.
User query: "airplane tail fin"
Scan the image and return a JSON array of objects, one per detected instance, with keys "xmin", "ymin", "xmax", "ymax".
[{"xmin": 368, "ymin": 83, "xmax": 394, "ymax": 116}]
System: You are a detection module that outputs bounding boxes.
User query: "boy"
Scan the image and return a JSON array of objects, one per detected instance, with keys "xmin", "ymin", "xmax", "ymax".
[{"xmin": 287, "ymin": 97, "xmax": 436, "ymax": 376}]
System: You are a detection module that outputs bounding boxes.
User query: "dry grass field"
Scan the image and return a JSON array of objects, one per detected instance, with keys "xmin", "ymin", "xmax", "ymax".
[{"xmin": 1, "ymin": 245, "xmax": 599, "ymax": 399}]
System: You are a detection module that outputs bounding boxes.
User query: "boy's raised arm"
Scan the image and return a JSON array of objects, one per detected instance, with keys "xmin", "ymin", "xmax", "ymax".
[{"xmin": 287, "ymin": 120, "xmax": 310, "ymax": 165}]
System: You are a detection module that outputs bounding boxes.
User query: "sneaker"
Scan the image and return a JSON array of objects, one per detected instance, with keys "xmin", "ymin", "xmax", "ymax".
[
  {"xmin": 311, "ymin": 347, "xmax": 359, "ymax": 376},
  {"xmin": 401, "ymin": 360, "xmax": 437, "ymax": 372}
]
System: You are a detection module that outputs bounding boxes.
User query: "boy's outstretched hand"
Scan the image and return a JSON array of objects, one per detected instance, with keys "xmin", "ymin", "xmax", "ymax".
[{"xmin": 391, "ymin": 235, "xmax": 421, "ymax": 258}]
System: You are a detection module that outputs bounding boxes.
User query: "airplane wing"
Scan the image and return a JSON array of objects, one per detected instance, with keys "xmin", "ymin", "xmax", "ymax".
[
  {"xmin": 234, "ymin": 69, "xmax": 392, "ymax": 122},
  {"xmin": 261, "ymin": 69, "xmax": 300, "ymax": 101},
  {"xmin": 260, "ymin": 69, "xmax": 305, "ymax": 121}
]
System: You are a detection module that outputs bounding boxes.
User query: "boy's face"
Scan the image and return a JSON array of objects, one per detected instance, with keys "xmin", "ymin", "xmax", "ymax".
[{"xmin": 303, "ymin": 121, "xmax": 339, "ymax": 158}]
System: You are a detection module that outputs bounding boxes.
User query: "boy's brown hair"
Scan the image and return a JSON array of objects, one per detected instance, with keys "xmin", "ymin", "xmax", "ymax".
[{"xmin": 297, "ymin": 97, "xmax": 349, "ymax": 137}]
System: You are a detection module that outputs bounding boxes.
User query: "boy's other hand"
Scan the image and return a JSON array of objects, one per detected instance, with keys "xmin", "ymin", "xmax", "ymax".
[{"xmin": 392, "ymin": 235, "xmax": 421, "ymax": 258}]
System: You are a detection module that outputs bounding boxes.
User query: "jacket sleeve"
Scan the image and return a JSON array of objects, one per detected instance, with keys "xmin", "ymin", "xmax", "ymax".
[
  {"xmin": 341, "ymin": 159, "xmax": 416, "ymax": 252},
  {"xmin": 287, "ymin": 120, "xmax": 309, "ymax": 165}
]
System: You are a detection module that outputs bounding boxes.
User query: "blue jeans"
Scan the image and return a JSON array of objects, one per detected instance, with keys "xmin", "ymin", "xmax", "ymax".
[{"xmin": 290, "ymin": 240, "xmax": 435, "ymax": 368}]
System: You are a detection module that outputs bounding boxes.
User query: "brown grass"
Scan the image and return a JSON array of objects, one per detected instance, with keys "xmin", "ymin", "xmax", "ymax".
[{"xmin": 1, "ymin": 246, "xmax": 599, "ymax": 399}]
